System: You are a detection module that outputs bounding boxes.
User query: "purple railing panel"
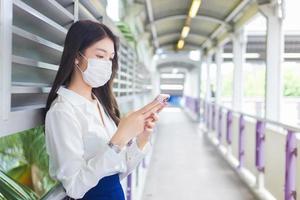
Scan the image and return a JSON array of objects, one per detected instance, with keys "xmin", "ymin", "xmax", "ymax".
[
  {"xmin": 126, "ymin": 174, "xmax": 132, "ymax": 200},
  {"xmin": 284, "ymin": 130, "xmax": 297, "ymax": 200},
  {"xmin": 212, "ymin": 103, "xmax": 216, "ymax": 130},
  {"xmin": 142, "ymin": 157, "xmax": 147, "ymax": 168},
  {"xmin": 238, "ymin": 115, "xmax": 245, "ymax": 169},
  {"xmin": 203, "ymin": 101, "xmax": 206, "ymax": 123},
  {"xmin": 226, "ymin": 111, "xmax": 233, "ymax": 145},
  {"xmin": 204, "ymin": 102, "xmax": 207, "ymax": 127},
  {"xmin": 255, "ymin": 120, "xmax": 265, "ymax": 172},
  {"xmin": 185, "ymin": 96, "xmax": 200, "ymax": 115},
  {"xmin": 195, "ymin": 98, "xmax": 200, "ymax": 114},
  {"xmin": 218, "ymin": 107, "xmax": 222, "ymax": 142},
  {"xmin": 207, "ymin": 103, "xmax": 210, "ymax": 129}
]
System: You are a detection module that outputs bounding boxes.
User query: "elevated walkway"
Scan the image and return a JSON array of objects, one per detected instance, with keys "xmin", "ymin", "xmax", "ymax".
[{"xmin": 141, "ymin": 107, "xmax": 256, "ymax": 200}]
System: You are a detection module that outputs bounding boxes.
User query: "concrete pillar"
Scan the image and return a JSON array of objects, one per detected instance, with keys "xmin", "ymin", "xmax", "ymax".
[
  {"xmin": 197, "ymin": 55, "xmax": 202, "ymax": 121},
  {"xmin": 205, "ymin": 54, "xmax": 212, "ymax": 103},
  {"xmin": 152, "ymin": 70, "xmax": 160, "ymax": 97},
  {"xmin": 197, "ymin": 58, "xmax": 202, "ymax": 100},
  {"xmin": 232, "ymin": 29, "xmax": 247, "ymax": 111},
  {"xmin": 215, "ymin": 47, "xmax": 223, "ymax": 137},
  {"xmin": 74, "ymin": 0, "xmax": 79, "ymax": 21},
  {"xmin": 204, "ymin": 54, "xmax": 213, "ymax": 130},
  {"xmin": 259, "ymin": 1, "xmax": 285, "ymax": 121},
  {"xmin": 0, "ymin": 0, "xmax": 12, "ymax": 121},
  {"xmin": 191, "ymin": 50, "xmax": 202, "ymax": 101},
  {"xmin": 215, "ymin": 47, "xmax": 223, "ymax": 105}
]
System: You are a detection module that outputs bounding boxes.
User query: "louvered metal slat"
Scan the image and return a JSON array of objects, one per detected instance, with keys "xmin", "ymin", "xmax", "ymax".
[
  {"xmin": 0, "ymin": 0, "xmax": 150, "ymax": 137},
  {"xmin": 13, "ymin": 0, "xmax": 68, "ymax": 44}
]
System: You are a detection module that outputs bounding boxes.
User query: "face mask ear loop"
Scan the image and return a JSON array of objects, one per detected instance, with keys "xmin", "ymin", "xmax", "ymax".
[
  {"xmin": 79, "ymin": 51, "xmax": 88, "ymax": 62},
  {"xmin": 78, "ymin": 51, "xmax": 89, "ymax": 68},
  {"xmin": 75, "ymin": 63, "xmax": 84, "ymax": 73},
  {"xmin": 76, "ymin": 51, "xmax": 88, "ymax": 73}
]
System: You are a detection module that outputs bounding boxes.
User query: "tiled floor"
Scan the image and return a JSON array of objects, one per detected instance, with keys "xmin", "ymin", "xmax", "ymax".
[{"xmin": 141, "ymin": 107, "xmax": 256, "ymax": 200}]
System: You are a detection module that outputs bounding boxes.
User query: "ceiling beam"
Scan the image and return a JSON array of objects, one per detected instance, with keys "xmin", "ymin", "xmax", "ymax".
[
  {"xmin": 146, "ymin": 14, "xmax": 231, "ymax": 30},
  {"xmin": 145, "ymin": 0, "xmax": 159, "ymax": 48},
  {"xmin": 159, "ymin": 40, "xmax": 202, "ymax": 48},
  {"xmin": 158, "ymin": 32, "xmax": 209, "ymax": 42},
  {"xmin": 156, "ymin": 31, "xmax": 211, "ymax": 48},
  {"xmin": 201, "ymin": 0, "xmax": 254, "ymax": 50},
  {"xmin": 158, "ymin": 43, "xmax": 201, "ymax": 52},
  {"xmin": 157, "ymin": 62, "xmax": 196, "ymax": 70}
]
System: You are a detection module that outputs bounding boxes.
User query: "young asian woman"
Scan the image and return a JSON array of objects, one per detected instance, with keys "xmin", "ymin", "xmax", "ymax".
[{"xmin": 43, "ymin": 20, "xmax": 167, "ymax": 200}]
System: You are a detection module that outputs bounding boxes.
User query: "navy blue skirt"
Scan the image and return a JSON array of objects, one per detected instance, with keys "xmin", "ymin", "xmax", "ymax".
[{"xmin": 73, "ymin": 174, "xmax": 125, "ymax": 200}]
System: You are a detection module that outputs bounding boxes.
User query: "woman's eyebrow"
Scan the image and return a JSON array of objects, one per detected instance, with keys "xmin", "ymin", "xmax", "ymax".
[{"xmin": 96, "ymin": 48, "xmax": 115, "ymax": 55}]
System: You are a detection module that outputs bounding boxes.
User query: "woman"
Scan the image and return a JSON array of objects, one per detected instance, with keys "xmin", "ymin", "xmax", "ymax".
[{"xmin": 44, "ymin": 20, "xmax": 166, "ymax": 200}]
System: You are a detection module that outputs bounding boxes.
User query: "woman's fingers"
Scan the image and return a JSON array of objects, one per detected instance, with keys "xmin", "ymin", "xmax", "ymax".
[
  {"xmin": 145, "ymin": 121, "xmax": 155, "ymax": 129},
  {"xmin": 138, "ymin": 100, "xmax": 161, "ymax": 114},
  {"xmin": 142, "ymin": 103, "xmax": 164, "ymax": 119},
  {"xmin": 144, "ymin": 127, "xmax": 154, "ymax": 133},
  {"xmin": 145, "ymin": 112, "xmax": 159, "ymax": 122},
  {"xmin": 151, "ymin": 113, "xmax": 159, "ymax": 122},
  {"xmin": 156, "ymin": 102, "xmax": 168, "ymax": 113}
]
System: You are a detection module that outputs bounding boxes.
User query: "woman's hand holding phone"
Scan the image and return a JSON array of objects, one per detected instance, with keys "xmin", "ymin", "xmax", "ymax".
[
  {"xmin": 136, "ymin": 94, "xmax": 169, "ymax": 149},
  {"xmin": 110, "ymin": 96, "xmax": 168, "ymax": 149}
]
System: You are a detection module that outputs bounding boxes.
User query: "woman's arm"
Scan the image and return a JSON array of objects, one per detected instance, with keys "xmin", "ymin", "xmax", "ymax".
[
  {"xmin": 119, "ymin": 137, "xmax": 152, "ymax": 180},
  {"xmin": 45, "ymin": 109, "xmax": 125, "ymax": 199},
  {"xmin": 118, "ymin": 112, "xmax": 158, "ymax": 180}
]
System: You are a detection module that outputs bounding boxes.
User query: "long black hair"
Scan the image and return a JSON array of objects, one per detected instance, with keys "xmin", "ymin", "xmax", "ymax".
[{"xmin": 43, "ymin": 20, "xmax": 120, "ymax": 126}]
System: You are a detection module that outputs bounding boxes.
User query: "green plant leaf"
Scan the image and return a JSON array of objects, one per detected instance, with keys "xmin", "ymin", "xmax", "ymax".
[
  {"xmin": 0, "ymin": 170, "xmax": 38, "ymax": 200},
  {"xmin": 6, "ymin": 164, "xmax": 28, "ymax": 181}
]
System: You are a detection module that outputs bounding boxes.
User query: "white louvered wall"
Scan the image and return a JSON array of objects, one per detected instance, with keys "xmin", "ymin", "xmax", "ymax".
[{"xmin": 0, "ymin": 0, "xmax": 152, "ymax": 137}]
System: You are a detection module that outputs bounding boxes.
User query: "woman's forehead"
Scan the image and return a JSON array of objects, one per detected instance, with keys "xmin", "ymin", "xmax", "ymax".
[{"xmin": 92, "ymin": 38, "xmax": 115, "ymax": 54}]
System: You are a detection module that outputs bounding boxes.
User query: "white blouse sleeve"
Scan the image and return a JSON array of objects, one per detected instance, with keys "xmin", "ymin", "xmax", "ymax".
[
  {"xmin": 45, "ymin": 109, "xmax": 125, "ymax": 199},
  {"xmin": 119, "ymin": 137, "xmax": 152, "ymax": 180}
]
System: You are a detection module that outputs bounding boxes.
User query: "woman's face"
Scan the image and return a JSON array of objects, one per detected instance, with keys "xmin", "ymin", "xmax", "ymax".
[{"xmin": 76, "ymin": 37, "xmax": 115, "ymax": 71}]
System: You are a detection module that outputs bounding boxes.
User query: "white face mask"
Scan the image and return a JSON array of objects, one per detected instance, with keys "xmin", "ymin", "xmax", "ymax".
[{"xmin": 76, "ymin": 52, "xmax": 112, "ymax": 88}]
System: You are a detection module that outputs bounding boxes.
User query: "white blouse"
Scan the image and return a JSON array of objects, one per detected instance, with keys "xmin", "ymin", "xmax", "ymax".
[{"xmin": 45, "ymin": 86, "xmax": 152, "ymax": 199}]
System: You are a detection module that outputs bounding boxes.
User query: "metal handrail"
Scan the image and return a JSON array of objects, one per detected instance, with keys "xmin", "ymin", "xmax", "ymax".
[
  {"xmin": 200, "ymin": 98, "xmax": 298, "ymax": 200},
  {"xmin": 205, "ymin": 100, "xmax": 300, "ymax": 133}
]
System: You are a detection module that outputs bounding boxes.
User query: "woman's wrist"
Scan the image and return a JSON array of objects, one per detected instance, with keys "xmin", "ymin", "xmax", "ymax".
[
  {"xmin": 136, "ymin": 134, "xmax": 150, "ymax": 150},
  {"xmin": 110, "ymin": 131, "xmax": 128, "ymax": 149}
]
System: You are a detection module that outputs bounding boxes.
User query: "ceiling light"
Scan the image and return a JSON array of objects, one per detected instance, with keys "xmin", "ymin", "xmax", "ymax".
[
  {"xmin": 172, "ymin": 68, "xmax": 179, "ymax": 74},
  {"xmin": 160, "ymin": 84, "xmax": 184, "ymax": 90},
  {"xmin": 181, "ymin": 26, "xmax": 190, "ymax": 38},
  {"xmin": 189, "ymin": 0, "xmax": 201, "ymax": 18},
  {"xmin": 189, "ymin": 50, "xmax": 201, "ymax": 61},
  {"xmin": 161, "ymin": 73, "xmax": 185, "ymax": 79},
  {"xmin": 177, "ymin": 39, "xmax": 185, "ymax": 49}
]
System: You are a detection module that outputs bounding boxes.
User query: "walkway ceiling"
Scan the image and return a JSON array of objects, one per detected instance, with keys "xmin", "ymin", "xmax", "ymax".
[
  {"xmin": 223, "ymin": 33, "xmax": 300, "ymax": 62},
  {"xmin": 138, "ymin": 0, "xmax": 257, "ymax": 53},
  {"xmin": 157, "ymin": 62, "xmax": 195, "ymax": 71}
]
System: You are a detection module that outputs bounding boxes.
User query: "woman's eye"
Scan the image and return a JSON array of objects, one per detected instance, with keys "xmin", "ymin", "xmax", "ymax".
[
  {"xmin": 96, "ymin": 55, "xmax": 113, "ymax": 61},
  {"xmin": 96, "ymin": 55, "xmax": 104, "ymax": 59}
]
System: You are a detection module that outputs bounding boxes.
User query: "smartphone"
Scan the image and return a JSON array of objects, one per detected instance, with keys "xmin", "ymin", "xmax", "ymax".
[
  {"xmin": 146, "ymin": 94, "xmax": 170, "ymax": 119},
  {"xmin": 155, "ymin": 94, "xmax": 170, "ymax": 104}
]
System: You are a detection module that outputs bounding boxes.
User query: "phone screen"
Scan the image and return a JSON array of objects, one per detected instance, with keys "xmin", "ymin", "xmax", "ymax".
[{"xmin": 155, "ymin": 94, "xmax": 170, "ymax": 104}]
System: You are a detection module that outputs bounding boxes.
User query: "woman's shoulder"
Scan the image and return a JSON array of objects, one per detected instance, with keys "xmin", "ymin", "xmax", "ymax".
[
  {"xmin": 45, "ymin": 99, "xmax": 83, "ymax": 137},
  {"xmin": 46, "ymin": 95, "xmax": 76, "ymax": 120}
]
